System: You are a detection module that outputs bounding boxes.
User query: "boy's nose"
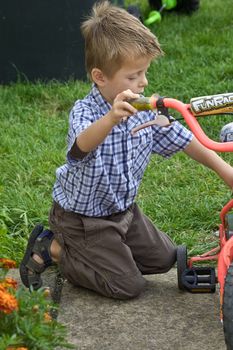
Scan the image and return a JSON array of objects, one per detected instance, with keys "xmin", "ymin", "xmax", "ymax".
[{"xmin": 140, "ymin": 75, "xmax": 148, "ymax": 87}]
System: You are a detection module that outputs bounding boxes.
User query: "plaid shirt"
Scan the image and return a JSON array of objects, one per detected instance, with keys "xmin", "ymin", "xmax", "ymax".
[{"xmin": 52, "ymin": 84, "xmax": 193, "ymax": 216}]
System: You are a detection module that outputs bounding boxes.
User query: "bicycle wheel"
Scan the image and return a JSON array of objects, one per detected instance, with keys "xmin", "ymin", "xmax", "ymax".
[
  {"xmin": 177, "ymin": 245, "xmax": 188, "ymax": 290},
  {"xmin": 223, "ymin": 262, "xmax": 233, "ymax": 349},
  {"xmin": 149, "ymin": 0, "xmax": 200, "ymax": 13},
  {"xmin": 176, "ymin": 0, "xmax": 200, "ymax": 13},
  {"xmin": 148, "ymin": 0, "xmax": 162, "ymax": 11}
]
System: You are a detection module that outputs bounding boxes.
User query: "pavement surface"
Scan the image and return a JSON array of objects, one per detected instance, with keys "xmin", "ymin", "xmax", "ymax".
[{"xmin": 8, "ymin": 268, "xmax": 227, "ymax": 350}]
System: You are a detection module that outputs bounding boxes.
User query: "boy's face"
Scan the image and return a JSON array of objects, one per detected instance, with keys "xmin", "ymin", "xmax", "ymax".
[{"xmin": 98, "ymin": 56, "xmax": 151, "ymax": 104}]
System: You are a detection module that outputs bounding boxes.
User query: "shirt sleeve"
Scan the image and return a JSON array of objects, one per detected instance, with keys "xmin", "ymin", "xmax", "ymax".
[
  {"xmin": 66, "ymin": 101, "xmax": 98, "ymax": 165},
  {"xmin": 152, "ymin": 120, "xmax": 193, "ymax": 158}
]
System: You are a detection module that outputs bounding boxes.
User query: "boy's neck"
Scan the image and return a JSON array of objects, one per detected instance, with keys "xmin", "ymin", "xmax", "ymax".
[{"xmin": 96, "ymin": 85, "xmax": 113, "ymax": 105}]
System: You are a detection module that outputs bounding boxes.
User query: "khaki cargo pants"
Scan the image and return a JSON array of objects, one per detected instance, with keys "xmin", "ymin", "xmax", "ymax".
[{"xmin": 49, "ymin": 201, "xmax": 177, "ymax": 300}]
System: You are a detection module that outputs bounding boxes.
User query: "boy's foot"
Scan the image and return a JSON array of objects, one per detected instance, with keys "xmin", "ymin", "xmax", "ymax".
[{"xmin": 19, "ymin": 224, "xmax": 54, "ymax": 290}]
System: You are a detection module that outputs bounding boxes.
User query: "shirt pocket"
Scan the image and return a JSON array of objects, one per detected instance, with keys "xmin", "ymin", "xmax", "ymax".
[{"xmin": 130, "ymin": 128, "xmax": 153, "ymax": 165}]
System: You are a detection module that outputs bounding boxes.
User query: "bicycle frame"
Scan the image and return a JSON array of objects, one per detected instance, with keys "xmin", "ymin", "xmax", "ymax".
[
  {"xmin": 131, "ymin": 94, "xmax": 233, "ymax": 320},
  {"xmin": 160, "ymin": 97, "xmax": 233, "ymax": 152},
  {"xmin": 162, "ymin": 98, "xmax": 233, "ymax": 311}
]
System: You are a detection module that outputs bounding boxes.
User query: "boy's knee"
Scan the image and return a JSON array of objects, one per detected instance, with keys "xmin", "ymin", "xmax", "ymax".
[
  {"xmin": 160, "ymin": 245, "xmax": 177, "ymax": 273},
  {"xmin": 109, "ymin": 273, "xmax": 146, "ymax": 300}
]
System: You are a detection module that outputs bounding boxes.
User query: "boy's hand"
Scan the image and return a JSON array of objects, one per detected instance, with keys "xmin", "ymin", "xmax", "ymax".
[{"xmin": 108, "ymin": 90, "xmax": 140, "ymax": 125}]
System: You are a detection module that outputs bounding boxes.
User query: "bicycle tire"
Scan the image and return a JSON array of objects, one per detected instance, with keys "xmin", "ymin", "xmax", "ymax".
[
  {"xmin": 223, "ymin": 262, "xmax": 233, "ymax": 349},
  {"xmin": 148, "ymin": 0, "xmax": 162, "ymax": 11},
  {"xmin": 176, "ymin": 0, "xmax": 200, "ymax": 13},
  {"xmin": 177, "ymin": 245, "xmax": 188, "ymax": 290},
  {"xmin": 148, "ymin": 0, "xmax": 199, "ymax": 13}
]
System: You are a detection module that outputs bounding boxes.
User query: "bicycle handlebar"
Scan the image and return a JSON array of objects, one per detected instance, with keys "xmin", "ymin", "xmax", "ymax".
[
  {"xmin": 164, "ymin": 98, "xmax": 233, "ymax": 152},
  {"xmin": 130, "ymin": 94, "xmax": 233, "ymax": 152}
]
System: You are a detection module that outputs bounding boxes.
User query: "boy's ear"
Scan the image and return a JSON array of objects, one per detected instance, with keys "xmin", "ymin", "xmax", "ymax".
[{"xmin": 91, "ymin": 68, "xmax": 107, "ymax": 86}]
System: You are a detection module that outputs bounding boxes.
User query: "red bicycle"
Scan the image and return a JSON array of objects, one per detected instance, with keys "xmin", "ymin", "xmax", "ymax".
[{"xmin": 130, "ymin": 92, "xmax": 233, "ymax": 349}]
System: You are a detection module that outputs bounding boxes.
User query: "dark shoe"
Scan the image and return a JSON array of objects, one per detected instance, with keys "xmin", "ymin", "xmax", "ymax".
[{"xmin": 19, "ymin": 224, "xmax": 54, "ymax": 290}]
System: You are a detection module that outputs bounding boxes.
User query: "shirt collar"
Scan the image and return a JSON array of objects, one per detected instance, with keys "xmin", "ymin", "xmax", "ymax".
[{"xmin": 89, "ymin": 83, "xmax": 112, "ymax": 115}]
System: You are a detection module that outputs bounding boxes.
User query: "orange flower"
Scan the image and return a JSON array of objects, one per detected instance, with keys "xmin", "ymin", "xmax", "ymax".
[
  {"xmin": 0, "ymin": 258, "xmax": 16, "ymax": 269},
  {"xmin": 7, "ymin": 347, "xmax": 28, "ymax": 350},
  {"xmin": 44, "ymin": 311, "xmax": 52, "ymax": 322},
  {"xmin": 2, "ymin": 277, "xmax": 18, "ymax": 290},
  {"xmin": 0, "ymin": 283, "xmax": 6, "ymax": 292},
  {"xmin": 0, "ymin": 289, "xmax": 18, "ymax": 314}
]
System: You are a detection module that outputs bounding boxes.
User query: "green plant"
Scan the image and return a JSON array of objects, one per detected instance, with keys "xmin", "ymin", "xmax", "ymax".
[{"xmin": 0, "ymin": 258, "xmax": 74, "ymax": 350}]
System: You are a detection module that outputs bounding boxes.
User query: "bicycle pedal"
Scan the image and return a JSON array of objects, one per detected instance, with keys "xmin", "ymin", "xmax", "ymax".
[{"xmin": 181, "ymin": 267, "xmax": 216, "ymax": 293}]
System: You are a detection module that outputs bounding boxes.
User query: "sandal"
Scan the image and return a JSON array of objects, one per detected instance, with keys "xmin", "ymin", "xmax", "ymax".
[{"xmin": 19, "ymin": 224, "xmax": 54, "ymax": 290}]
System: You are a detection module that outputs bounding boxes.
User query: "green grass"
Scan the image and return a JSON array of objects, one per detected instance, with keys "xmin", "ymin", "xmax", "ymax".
[{"xmin": 1, "ymin": 0, "xmax": 233, "ymax": 262}]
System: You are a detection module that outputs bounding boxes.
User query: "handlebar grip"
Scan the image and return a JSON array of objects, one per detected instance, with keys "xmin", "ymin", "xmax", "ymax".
[{"xmin": 129, "ymin": 95, "xmax": 158, "ymax": 111}]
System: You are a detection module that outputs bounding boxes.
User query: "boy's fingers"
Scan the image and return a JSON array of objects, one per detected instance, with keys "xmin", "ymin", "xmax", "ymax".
[
  {"xmin": 114, "ymin": 100, "xmax": 137, "ymax": 114},
  {"xmin": 124, "ymin": 89, "xmax": 140, "ymax": 99},
  {"xmin": 121, "ymin": 101, "xmax": 137, "ymax": 115},
  {"xmin": 115, "ymin": 90, "xmax": 140, "ymax": 102}
]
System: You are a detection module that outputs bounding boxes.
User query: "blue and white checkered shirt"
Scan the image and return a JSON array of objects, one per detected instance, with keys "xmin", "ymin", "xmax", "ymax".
[{"xmin": 52, "ymin": 84, "xmax": 193, "ymax": 216}]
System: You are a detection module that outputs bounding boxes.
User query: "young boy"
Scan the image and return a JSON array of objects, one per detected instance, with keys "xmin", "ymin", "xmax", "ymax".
[{"xmin": 20, "ymin": 1, "xmax": 233, "ymax": 299}]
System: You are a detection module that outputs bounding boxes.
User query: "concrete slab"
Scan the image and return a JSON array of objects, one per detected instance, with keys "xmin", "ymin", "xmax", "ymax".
[
  {"xmin": 7, "ymin": 268, "xmax": 226, "ymax": 350},
  {"xmin": 58, "ymin": 269, "xmax": 226, "ymax": 350}
]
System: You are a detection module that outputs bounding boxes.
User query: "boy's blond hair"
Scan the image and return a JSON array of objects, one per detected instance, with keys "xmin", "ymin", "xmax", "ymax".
[{"xmin": 81, "ymin": 1, "xmax": 163, "ymax": 78}]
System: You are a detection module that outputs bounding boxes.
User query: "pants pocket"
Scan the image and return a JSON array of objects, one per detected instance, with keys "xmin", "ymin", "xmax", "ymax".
[{"xmin": 80, "ymin": 216, "xmax": 102, "ymax": 247}]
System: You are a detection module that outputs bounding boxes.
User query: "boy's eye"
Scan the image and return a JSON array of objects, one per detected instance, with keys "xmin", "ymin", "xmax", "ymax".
[{"xmin": 128, "ymin": 76, "xmax": 137, "ymax": 80}]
